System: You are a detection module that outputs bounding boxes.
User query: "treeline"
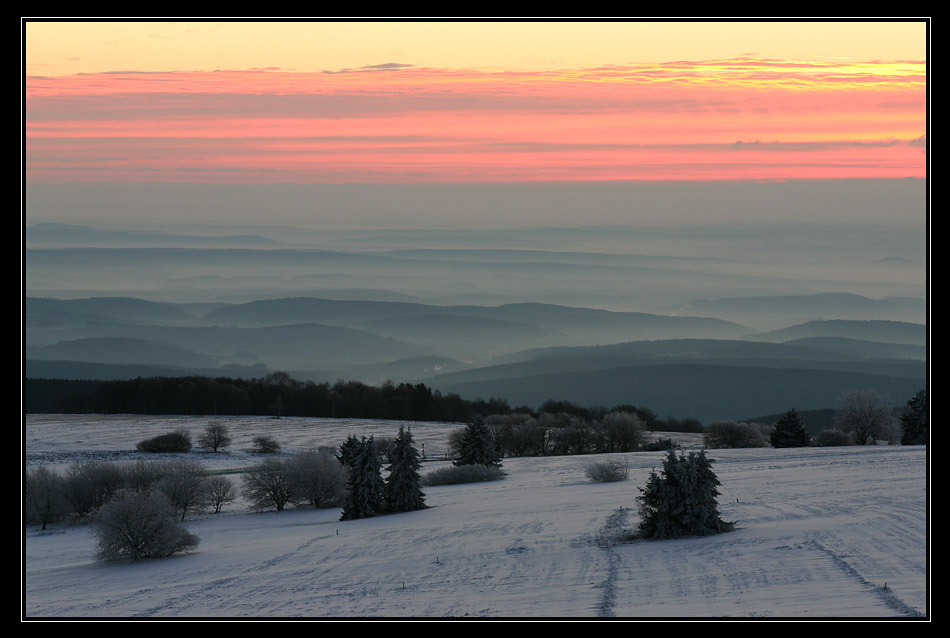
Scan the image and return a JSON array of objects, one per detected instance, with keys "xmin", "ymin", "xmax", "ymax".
[{"xmin": 24, "ymin": 373, "xmax": 704, "ymax": 432}]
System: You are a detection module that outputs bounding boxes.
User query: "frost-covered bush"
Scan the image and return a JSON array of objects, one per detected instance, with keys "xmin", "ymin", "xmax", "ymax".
[
  {"xmin": 814, "ymin": 428, "xmax": 854, "ymax": 447},
  {"xmin": 93, "ymin": 490, "xmax": 199, "ymax": 562},
  {"xmin": 642, "ymin": 438, "xmax": 678, "ymax": 452},
  {"xmin": 252, "ymin": 435, "xmax": 281, "ymax": 454},
  {"xmin": 703, "ymin": 421, "xmax": 770, "ymax": 449},
  {"xmin": 421, "ymin": 464, "xmax": 506, "ymax": 486},
  {"xmin": 285, "ymin": 450, "xmax": 347, "ymax": 509},
  {"xmin": 586, "ymin": 458, "xmax": 630, "ymax": 483},
  {"xmin": 136, "ymin": 429, "xmax": 192, "ymax": 453}
]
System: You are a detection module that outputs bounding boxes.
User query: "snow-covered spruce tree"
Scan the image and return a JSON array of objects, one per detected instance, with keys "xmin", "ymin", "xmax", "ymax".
[
  {"xmin": 453, "ymin": 415, "xmax": 502, "ymax": 468},
  {"xmin": 769, "ymin": 409, "xmax": 811, "ymax": 448},
  {"xmin": 637, "ymin": 449, "xmax": 733, "ymax": 539},
  {"xmin": 900, "ymin": 389, "xmax": 927, "ymax": 445},
  {"xmin": 338, "ymin": 434, "xmax": 364, "ymax": 467},
  {"xmin": 384, "ymin": 426, "xmax": 427, "ymax": 513},
  {"xmin": 340, "ymin": 436, "xmax": 386, "ymax": 520}
]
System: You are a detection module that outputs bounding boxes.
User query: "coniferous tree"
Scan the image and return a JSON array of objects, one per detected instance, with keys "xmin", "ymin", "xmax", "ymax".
[
  {"xmin": 340, "ymin": 436, "xmax": 385, "ymax": 520},
  {"xmin": 384, "ymin": 426, "xmax": 427, "ymax": 513},
  {"xmin": 769, "ymin": 409, "xmax": 811, "ymax": 448},
  {"xmin": 637, "ymin": 449, "xmax": 733, "ymax": 539},
  {"xmin": 338, "ymin": 434, "xmax": 364, "ymax": 466},
  {"xmin": 900, "ymin": 389, "xmax": 928, "ymax": 445},
  {"xmin": 454, "ymin": 416, "xmax": 502, "ymax": 468}
]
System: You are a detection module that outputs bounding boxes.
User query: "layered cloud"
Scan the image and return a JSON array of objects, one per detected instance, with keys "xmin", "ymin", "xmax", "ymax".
[{"xmin": 25, "ymin": 57, "xmax": 926, "ymax": 183}]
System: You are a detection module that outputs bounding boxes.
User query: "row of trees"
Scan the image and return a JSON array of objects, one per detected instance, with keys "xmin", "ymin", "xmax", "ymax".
[
  {"xmin": 703, "ymin": 389, "xmax": 927, "ymax": 450},
  {"xmin": 475, "ymin": 410, "xmax": 647, "ymax": 458}
]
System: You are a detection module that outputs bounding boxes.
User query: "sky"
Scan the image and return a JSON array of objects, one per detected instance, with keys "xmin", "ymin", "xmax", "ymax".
[{"xmin": 25, "ymin": 20, "xmax": 927, "ymax": 186}]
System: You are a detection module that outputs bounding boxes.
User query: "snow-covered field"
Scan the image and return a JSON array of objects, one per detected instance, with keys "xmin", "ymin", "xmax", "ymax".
[{"xmin": 24, "ymin": 415, "xmax": 929, "ymax": 619}]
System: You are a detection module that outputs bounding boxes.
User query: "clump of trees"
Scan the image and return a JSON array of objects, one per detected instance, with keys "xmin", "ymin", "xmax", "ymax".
[
  {"xmin": 637, "ymin": 449, "xmax": 734, "ymax": 539},
  {"xmin": 769, "ymin": 409, "xmax": 811, "ymax": 448}
]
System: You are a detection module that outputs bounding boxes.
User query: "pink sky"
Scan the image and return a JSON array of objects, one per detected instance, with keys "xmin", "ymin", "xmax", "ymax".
[{"xmin": 26, "ymin": 55, "xmax": 926, "ymax": 183}]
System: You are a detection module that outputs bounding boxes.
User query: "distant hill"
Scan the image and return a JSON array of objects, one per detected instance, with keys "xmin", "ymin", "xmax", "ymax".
[
  {"xmin": 27, "ymin": 337, "xmax": 218, "ymax": 368},
  {"xmin": 26, "ymin": 296, "xmax": 196, "ymax": 328},
  {"xmin": 25, "ymin": 322, "xmax": 421, "ymax": 371},
  {"xmin": 669, "ymin": 292, "xmax": 924, "ymax": 328},
  {"xmin": 431, "ymin": 364, "xmax": 925, "ymax": 424},
  {"xmin": 746, "ymin": 319, "xmax": 926, "ymax": 346},
  {"xmin": 25, "ymin": 223, "xmax": 282, "ymax": 247}
]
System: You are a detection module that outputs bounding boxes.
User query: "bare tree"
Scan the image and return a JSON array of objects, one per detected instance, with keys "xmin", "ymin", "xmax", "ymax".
[
  {"xmin": 154, "ymin": 459, "xmax": 208, "ymax": 521},
  {"xmin": 24, "ymin": 466, "xmax": 68, "ymax": 530},
  {"xmin": 197, "ymin": 421, "xmax": 232, "ymax": 453},
  {"xmin": 205, "ymin": 475, "xmax": 236, "ymax": 513},
  {"xmin": 833, "ymin": 390, "xmax": 899, "ymax": 445},
  {"xmin": 242, "ymin": 458, "xmax": 297, "ymax": 511}
]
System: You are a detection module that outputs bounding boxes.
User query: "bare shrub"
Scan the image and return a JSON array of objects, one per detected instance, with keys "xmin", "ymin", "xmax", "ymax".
[
  {"xmin": 196, "ymin": 421, "xmax": 232, "ymax": 452},
  {"xmin": 585, "ymin": 458, "xmax": 630, "ymax": 483},
  {"xmin": 205, "ymin": 475, "xmax": 236, "ymax": 513},
  {"xmin": 63, "ymin": 461, "xmax": 125, "ymax": 519},
  {"xmin": 93, "ymin": 490, "xmax": 199, "ymax": 562},
  {"xmin": 136, "ymin": 429, "xmax": 192, "ymax": 453},
  {"xmin": 285, "ymin": 451, "xmax": 347, "ymax": 509},
  {"xmin": 252, "ymin": 435, "xmax": 281, "ymax": 454},
  {"xmin": 421, "ymin": 464, "xmax": 506, "ymax": 486}
]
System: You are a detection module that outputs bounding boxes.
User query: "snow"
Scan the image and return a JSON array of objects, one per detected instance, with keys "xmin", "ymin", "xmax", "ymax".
[{"xmin": 23, "ymin": 415, "xmax": 929, "ymax": 619}]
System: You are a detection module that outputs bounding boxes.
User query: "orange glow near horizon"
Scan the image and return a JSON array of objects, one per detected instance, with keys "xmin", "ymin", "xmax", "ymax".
[{"xmin": 25, "ymin": 34, "xmax": 927, "ymax": 183}]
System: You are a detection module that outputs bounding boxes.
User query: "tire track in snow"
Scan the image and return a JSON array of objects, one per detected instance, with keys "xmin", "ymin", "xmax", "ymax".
[
  {"xmin": 807, "ymin": 540, "xmax": 923, "ymax": 617},
  {"xmin": 592, "ymin": 507, "xmax": 631, "ymax": 617}
]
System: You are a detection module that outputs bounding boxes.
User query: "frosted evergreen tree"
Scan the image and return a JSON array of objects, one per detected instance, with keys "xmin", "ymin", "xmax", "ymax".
[
  {"xmin": 637, "ymin": 449, "xmax": 733, "ymax": 539},
  {"xmin": 769, "ymin": 409, "xmax": 811, "ymax": 448},
  {"xmin": 900, "ymin": 389, "xmax": 927, "ymax": 445},
  {"xmin": 338, "ymin": 434, "xmax": 363, "ymax": 466},
  {"xmin": 384, "ymin": 426, "xmax": 427, "ymax": 513},
  {"xmin": 340, "ymin": 436, "xmax": 385, "ymax": 521},
  {"xmin": 454, "ymin": 415, "xmax": 502, "ymax": 468}
]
